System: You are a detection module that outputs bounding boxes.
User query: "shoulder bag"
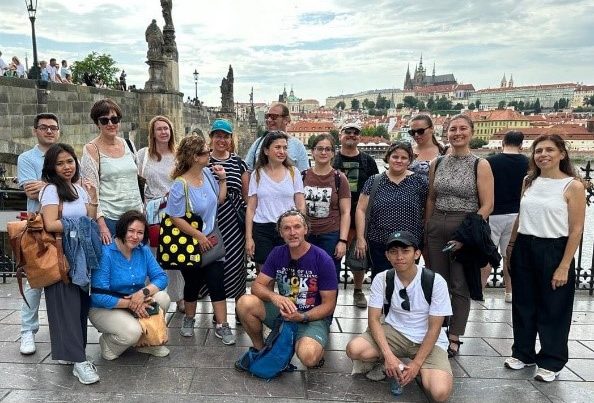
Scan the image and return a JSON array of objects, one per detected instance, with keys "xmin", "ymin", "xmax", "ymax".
[{"xmin": 200, "ymin": 173, "xmax": 226, "ymax": 267}]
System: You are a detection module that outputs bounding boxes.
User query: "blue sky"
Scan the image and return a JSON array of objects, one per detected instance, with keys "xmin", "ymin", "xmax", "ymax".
[{"xmin": 1, "ymin": 0, "xmax": 593, "ymax": 106}]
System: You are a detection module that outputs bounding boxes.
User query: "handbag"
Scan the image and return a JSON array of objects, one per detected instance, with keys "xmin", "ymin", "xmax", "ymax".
[
  {"xmin": 200, "ymin": 173, "xmax": 226, "ymax": 266},
  {"xmin": 135, "ymin": 306, "xmax": 169, "ymax": 347},
  {"xmin": 7, "ymin": 190, "xmax": 69, "ymax": 307},
  {"xmin": 157, "ymin": 178, "xmax": 203, "ymax": 269},
  {"xmin": 344, "ymin": 173, "xmax": 385, "ymax": 271},
  {"xmin": 146, "ymin": 196, "xmax": 168, "ymax": 247}
]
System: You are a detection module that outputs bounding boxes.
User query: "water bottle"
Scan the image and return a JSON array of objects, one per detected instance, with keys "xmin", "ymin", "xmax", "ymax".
[{"xmin": 389, "ymin": 377, "xmax": 403, "ymax": 396}]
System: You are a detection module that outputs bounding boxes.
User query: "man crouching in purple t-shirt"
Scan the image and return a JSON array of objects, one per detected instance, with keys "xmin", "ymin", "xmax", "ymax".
[{"xmin": 236, "ymin": 208, "xmax": 338, "ymax": 368}]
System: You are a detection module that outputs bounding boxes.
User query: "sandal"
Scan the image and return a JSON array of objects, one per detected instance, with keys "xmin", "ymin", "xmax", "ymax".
[{"xmin": 447, "ymin": 339, "xmax": 463, "ymax": 358}]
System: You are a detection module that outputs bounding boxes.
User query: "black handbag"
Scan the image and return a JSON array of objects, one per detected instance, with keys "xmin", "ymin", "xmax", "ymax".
[{"xmin": 157, "ymin": 178, "xmax": 203, "ymax": 269}]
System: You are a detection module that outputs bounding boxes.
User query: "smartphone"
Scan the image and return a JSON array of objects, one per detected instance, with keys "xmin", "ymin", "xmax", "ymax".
[
  {"xmin": 145, "ymin": 301, "xmax": 160, "ymax": 316},
  {"xmin": 442, "ymin": 243, "xmax": 456, "ymax": 253}
]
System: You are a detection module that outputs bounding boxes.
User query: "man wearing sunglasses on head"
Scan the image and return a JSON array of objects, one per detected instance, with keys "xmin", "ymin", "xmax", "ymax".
[
  {"xmin": 333, "ymin": 122, "xmax": 379, "ymax": 308},
  {"xmin": 346, "ymin": 231, "xmax": 453, "ymax": 402},
  {"xmin": 244, "ymin": 103, "xmax": 309, "ymax": 172}
]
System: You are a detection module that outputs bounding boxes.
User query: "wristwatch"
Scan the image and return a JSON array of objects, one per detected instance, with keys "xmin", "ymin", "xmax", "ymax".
[
  {"xmin": 142, "ymin": 287, "xmax": 150, "ymax": 297},
  {"xmin": 301, "ymin": 312, "xmax": 309, "ymax": 323}
]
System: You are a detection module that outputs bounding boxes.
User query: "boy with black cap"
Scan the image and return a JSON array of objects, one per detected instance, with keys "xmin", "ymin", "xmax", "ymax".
[{"xmin": 346, "ymin": 231, "xmax": 453, "ymax": 402}]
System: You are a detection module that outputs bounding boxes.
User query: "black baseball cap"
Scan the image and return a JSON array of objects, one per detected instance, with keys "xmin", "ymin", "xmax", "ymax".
[{"xmin": 385, "ymin": 230, "xmax": 419, "ymax": 250}]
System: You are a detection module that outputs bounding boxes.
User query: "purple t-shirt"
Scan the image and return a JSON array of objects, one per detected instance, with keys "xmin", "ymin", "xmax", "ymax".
[{"xmin": 261, "ymin": 244, "xmax": 338, "ymax": 312}]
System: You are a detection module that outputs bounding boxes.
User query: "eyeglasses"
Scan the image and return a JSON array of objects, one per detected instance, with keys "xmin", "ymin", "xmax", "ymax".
[
  {"xmin": 36, "ymin": 125, "xmax": 59, "ymax": 132},
  {"xmin": 399, "ymin": 288, "xmax": 410, "ymax": 311},
  {"xmin": 408, "ymin": 127, "xmax": 431, "ymax": 136},
  {"xmin": 343, "ymin": 129, "xmax": 360, "ymax": 136},
  {"xmin": 314, "ymin": 146, "xmax": 334, "ymax": 153},
  {"xmin": 196, "ymin": 149, "xmax": 212, "ymax": 156},
  {"xmin": 265, "ymin": 113, "xmax": 286, "ymax": 120},
  {"xmin": 98, "ymin": 116, "xmax": 121, "ymax": 125}
]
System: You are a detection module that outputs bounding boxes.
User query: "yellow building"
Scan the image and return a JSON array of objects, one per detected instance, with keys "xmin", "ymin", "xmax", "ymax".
[{"xmin": 465, "ymin": 109, "xmax": 530, "ymax": 141}]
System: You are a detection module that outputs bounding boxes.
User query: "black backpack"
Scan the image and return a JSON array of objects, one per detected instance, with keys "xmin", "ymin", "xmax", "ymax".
[{"xmin": 383, "ymin": 267, "xmax": 435, "ymax": 315}]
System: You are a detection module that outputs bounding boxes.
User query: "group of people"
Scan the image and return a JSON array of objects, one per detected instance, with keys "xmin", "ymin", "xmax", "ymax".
[
  {"xmin": 15, "ymin": 101, "xmax": 586, "ymax": 398},
  {"xmin": 0, "ymin": 51, "xmax": 27, "ymax": 78}
]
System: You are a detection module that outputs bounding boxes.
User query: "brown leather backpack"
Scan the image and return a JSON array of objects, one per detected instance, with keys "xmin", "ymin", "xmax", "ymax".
[{"xmin": 7, "ymin": 198, "xmax": 69, "ymax": 307}]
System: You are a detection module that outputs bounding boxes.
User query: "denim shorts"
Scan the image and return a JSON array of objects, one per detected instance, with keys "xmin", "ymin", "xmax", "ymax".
[{"xmin": 263, "ymin": 301, "xmax": 330, "ymax": 348}]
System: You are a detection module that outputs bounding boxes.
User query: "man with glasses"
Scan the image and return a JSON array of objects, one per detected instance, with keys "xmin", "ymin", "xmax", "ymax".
[
  {"xmin": 333, "ymin": 122, "xmax": 378, "ymax": 308},
  {"xmin": 236, "ymin": 209, "xmax": 338, "ymax": 368},
  {"xmin": 244, "ymin": 103, "xmax": 309, "ymax": 172},
  {"xmin": 346, "ymin": 231, "xmax": 453, "ymax": 402},
  {"xmin": 16, "ymin": 113, "xmax": 62, "ymax": 355}
]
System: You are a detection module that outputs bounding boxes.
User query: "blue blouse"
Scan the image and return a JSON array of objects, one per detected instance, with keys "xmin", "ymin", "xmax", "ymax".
[{"xmin": 91, "ymin": 242, "xmax": 169, "ymax": 309}]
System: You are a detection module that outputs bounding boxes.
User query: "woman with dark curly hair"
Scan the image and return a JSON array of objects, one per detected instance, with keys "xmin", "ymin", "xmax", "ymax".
[{"xmin": 504, "ymin": 134, "xmax": 585, "ymax": 383}]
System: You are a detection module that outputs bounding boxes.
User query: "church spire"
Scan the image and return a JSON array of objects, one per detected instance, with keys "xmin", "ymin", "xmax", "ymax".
[
  {"xmin": 432, "ymin": 62, "xmax": 435, "ymax": 77},
  {"xmin": 508, "ymin": 74, "xmax": 514, "ymax": 88},
  {"xmin": 500, "ymin": 73, "xmax": 507, "ymax": 88}
]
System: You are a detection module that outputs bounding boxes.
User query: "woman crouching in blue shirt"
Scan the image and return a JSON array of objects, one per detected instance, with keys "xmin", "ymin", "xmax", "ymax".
[{"xmin": 89, "ymin": 210, "xmax": 170, "ymax": 360}]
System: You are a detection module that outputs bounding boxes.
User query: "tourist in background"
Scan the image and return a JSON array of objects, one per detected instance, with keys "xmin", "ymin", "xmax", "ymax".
[
  {"xmin": 165, "ymin": 135, "xmax": 235, "ymax": 345},
  {"xmin": 408, "ymin": 114, "xmax": 447, "ymax": 177},
  {"xmin": 504, "ymin": 134, "xmax": 585, "ymax": 383},
  {"xmin": 208, "ymin": 119, "xmax": 249, "ymax": 317},
  {"xmin": 246, "ymin": 131, "xmax": 305, "ymax": 273},
  {"xmin": 333, "ymin": 122, "xmax": 379, "ymax": 308},
  {"xmin": 60, "ymin": 60, "xmax": 72, "ymax": 83},
  {"xmin": 137, "ymin": 115, "xmax": 184, "ymax": 312},
  {"xmin": 425, "ymin": 114, "xmax": 494, "ymax": 357},
  {"xmin": 81, "ymin": 98, "xmax": 143, "ymax": 244},
  {"xmin": 89, "ymin": 211, "xmax": 170, "ymax": 360},
  {"xmin": 355, "ymin": 141, "xmax": 428, "ymax": 278},
  {"xmin": 40, "ymin": 143, "xmax": 100, "ymax": 384},
  {"xmin": 302, "ymin": 134, "xmax": 351, "ymax": 281}
]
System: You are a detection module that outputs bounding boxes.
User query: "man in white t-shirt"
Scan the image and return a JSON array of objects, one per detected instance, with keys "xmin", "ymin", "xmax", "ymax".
[{"xmin": 346, "ymin": 231, "xmax": 453, "ymax": 402}]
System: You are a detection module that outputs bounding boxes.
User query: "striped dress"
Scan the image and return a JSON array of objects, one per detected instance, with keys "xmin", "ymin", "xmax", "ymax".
[{"xmin": 209, "ymin": 153, "xmax": 248, "ymax": 299}]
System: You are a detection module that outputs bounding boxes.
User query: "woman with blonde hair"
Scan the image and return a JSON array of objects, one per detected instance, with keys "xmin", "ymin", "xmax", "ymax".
[{"xmin": 137, "ymin": 115, "xmax": 185, "ymax": 312}]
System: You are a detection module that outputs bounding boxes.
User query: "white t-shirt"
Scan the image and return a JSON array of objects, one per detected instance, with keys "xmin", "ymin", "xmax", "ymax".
[
  {"xmin": 368, "ymin": 265, "xmax": 452, "ymax": 352},
  {"xmin": 40, "ymin": 184, "xmax": 89, "ymax": 218},
  {"xmin": 248, "ymin": 167, "xmax": 304, "ymax": 223}
]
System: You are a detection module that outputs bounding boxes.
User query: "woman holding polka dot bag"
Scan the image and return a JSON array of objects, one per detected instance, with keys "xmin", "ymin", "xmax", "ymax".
[
  {"xmin": 354, "ymin": 142, "xmax": 428, "ymax": 279},
  {"xmin": 159, "ymin": 134, "xmax": 235, "ymax": 345}
]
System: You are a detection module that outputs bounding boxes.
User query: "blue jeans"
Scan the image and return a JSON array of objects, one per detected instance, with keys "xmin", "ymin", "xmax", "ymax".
[
  {"xmin": 368, "ymin": 239, "xmax": 392, "ymax": 280},
  {"xmin": 21, "ymin": 281, "xmax": 42, "ymax": 334},
  {"xmin": 308, "ymin": 231, "xmax": 341, "ymax": 281}
]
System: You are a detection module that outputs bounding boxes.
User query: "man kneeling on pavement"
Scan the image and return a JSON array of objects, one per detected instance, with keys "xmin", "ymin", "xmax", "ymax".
[
  {"xmin": 346, "ymin": 231, "xmax": 453, "ymax": 402},
  {"xmin": 237, "ymin": 209, "xmax": 338, "ymax": 368}
]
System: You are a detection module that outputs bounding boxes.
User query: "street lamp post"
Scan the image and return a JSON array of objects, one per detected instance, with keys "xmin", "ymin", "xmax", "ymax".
[
  {"xmin": 25, "ymin": 0, "xmax": 40, "ymax": 80},
  {"xmin": 193, "ymin": 69, "xmax": 199, "ymax": 106}
]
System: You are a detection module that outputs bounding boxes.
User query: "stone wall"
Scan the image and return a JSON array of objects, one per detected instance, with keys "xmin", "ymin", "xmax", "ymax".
[{"xmin": 0, "ymin": 77, "xmax": 257, "ymax": 178}]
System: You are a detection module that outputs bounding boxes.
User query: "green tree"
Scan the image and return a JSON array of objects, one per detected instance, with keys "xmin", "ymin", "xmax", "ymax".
[
  {"xmin": 533, "ymin": 98, "xmax": 541, "ymax": 113},
  {"xmin": 517, "ymin": 101, "xmax": 525, "ymax": 110},
  {"xmin": 553, "ymin": 101, "xmax": 559, "ymax": 111},
  {"xmin": 375, "ymin": 94, "xmax": 389, "ymax": 110},
  {"xmin": 403, "ymin": 95, "xmax": 418, "ymax": 109},
  {"xmin": 361, "ymin": 127, "xmax": 376, "ymax": 137},
  {"xmin": 375, "ymin": 125, "xmax": 389, "ymax": 139},
  {"xmin": 497, "ymin": 100, "xmax": 506, "ymax": 109},
  {"xmin": 329, "ymin": 129, "xmax": 339, "ymax": 145},
  {"xmin": 307, "ymin": 135, "xmax": 317, "ymax": 149},
  {"xmin": 71, "ymin": 52, "xmax": 119, "ymax": 87},
  {"xmin": 435, "ymin": 96, "xmax": 452, "ymax": 110},
  {"xmin": 396, "ymin": 103, "xmax": 404, "ymax": 109},
  {"xmin": 454, "ymin": 103, "xmax": 464, "ymax": 110},
  {"xmin": 558, "ymin": 97, "xmax": 569, "ymax": 109},
  {"xmin": 469, "ymin": 138, "xmax": 488, "ymax": 149},
  {"xmin": 351, "ymin": 99, "xmax": 360, "ymax": 110},
  {"xmin": 362, "ymin": 98, "xmax": 371, "ymax": 109},
  {"xmin": 468, "ymin": 102, "xmax": 476, "ymax": 110},
  {"xmin": 418, "ymin": 101, "xmax": 426, "ymax": 111},
  {"xmin": 426, "ymin": 97, "xmax": 435, "ymax": 110},
  {"xmin": 335, "ymin": 101, "xmax": 346, "ymax": 110},
  {"xmin": 475, "ymin": 100, "xmax": 481, "ymax": 110}
]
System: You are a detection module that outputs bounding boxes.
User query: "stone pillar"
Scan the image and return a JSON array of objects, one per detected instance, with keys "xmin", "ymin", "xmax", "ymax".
[
  {"xmin": 136, "ymin": 90, "xmax": 184, "ymax": 148},
  {"xmin": 163, "ymin": 60, "xmax": 179, "ymax": 92},
  {"xmin": 145, "ymin": 59, "xmax": 167, "ymax": 91}
]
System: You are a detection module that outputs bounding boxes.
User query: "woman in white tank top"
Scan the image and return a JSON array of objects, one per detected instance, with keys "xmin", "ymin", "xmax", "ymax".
[{"xmin": 504, "ymin": 134, "xmax": 585, "ymax": 383}]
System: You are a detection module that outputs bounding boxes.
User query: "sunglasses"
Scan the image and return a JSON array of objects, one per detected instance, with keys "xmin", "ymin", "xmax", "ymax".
[
  {"xmin": 343, "ymin": 129, "xmax": 360, "ymax": 136},
  {"xmin": 98, "ymin": 116, "xmax": 121, "ymax": 125},
  {"xmin": 399, "ymin": 288, "xmax": 410, "ymax": 311},
  {"xmin": 408, "ymin": 127, "xmax": 430, "ymax": 136},
  {"xmin": 196, "ymin": 149, "xmax": 212, "ymax": 156},
  {"xmin": 265, "ymin": 113, "xmax": 286, "ymax": 120}
]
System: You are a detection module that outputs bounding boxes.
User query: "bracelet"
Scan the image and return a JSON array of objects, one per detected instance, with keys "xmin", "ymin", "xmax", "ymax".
[
  {"xmin": 338, "ymin": 239, "xmax": 348, "ymax": 244},
  {"xmin": 89, "ymin": 202, "xmax": 99, "ymax": 206}
]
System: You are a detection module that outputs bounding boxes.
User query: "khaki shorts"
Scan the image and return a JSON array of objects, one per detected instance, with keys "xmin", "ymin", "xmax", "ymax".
[{"xmin": 361, "ymin": 324, "xmax": 452, "ymax": 375}]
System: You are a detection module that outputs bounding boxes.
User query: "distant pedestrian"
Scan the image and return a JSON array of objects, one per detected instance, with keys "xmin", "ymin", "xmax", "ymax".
[
  {"xmin": 119, "ymin": 70, "xmax": 127, "ymax": 91},
  {"xmin": 483, "ymin": 131, "xmax": 529, "ymax": 301},
  {"xmin": 504, "ymin": 134, "xmax": 585, "ymax": 383},
  {"xmin": 60, "ymin": 60, "xmax": 72, "ymax": 83},
  {"xmin": 49, "ymin": 58, "xmax": 63, "ymax": 83}
]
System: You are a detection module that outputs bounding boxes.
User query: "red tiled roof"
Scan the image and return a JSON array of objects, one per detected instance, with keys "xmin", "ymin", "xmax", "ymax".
[
  {"xmin": 286, "ymin": 120, "xmax": 335, "ymax": 132},
  {"xmin": 492, "ymin": 124, "xmax": 592, "ymax": 138},
  {"xmin": 465, "ymin": 109, "xmax": 528, "ymax": 121}
]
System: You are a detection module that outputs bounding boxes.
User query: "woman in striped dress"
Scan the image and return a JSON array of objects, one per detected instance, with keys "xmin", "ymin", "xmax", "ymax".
[{"xmin": 208, "ymin": 119, "xmax": 249, "ymax": 307}]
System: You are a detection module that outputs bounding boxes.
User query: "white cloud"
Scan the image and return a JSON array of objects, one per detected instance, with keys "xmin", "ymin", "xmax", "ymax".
[{"xmin": 1, "ymin": 0, "xmax": 592, "ymax": 106}]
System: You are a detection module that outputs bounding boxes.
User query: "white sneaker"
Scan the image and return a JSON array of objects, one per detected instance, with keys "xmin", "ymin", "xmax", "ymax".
[
  {"xmin": 98, "ymin": 334, "xmax": 119, "ymax": 361},
  {"xmin": 72, "ymin": 361, "xmax": 100, "ymax": 385},
  {"xmin": 534, "ymin": 367, "xmax": 560, "ymax": 382},
  {"xmin": 136, "ymin": 345, "xmax": 170, "ymax": 357},
  {"xmin": 505, "ymin": 292, "xmax": 512, "ymax": 303},
  {"xmin": 504, "ymin": 357, "xmax": 535, "ymax": 370},
  {"xmin": 19, "ymin": 332, "xmax": 36, "ymax": 355}
]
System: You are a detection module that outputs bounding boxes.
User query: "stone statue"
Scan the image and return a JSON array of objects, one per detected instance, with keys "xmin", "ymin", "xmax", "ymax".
[
  {"xmin": 220, "ymin": 65, "xmax": 234, "ymax": 112},
  {"xmin": 160, "ymin": 0, "xmax": 178, "ymax": 61},
  {"xmin": 145, "ymin": 19, "xmax": 164, "ymax": 61}
]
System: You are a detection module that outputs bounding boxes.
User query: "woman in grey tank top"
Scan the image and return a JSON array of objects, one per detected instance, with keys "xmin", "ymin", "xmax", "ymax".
[{"xmin": 425, "ymin": 114, "xmax": 494, "ymax": 357}]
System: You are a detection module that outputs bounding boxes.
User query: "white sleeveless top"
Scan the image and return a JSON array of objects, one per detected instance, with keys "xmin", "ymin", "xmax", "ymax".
[{"xmin": 518, "ymin": 176, "xmax": 574, "ymax": 238}]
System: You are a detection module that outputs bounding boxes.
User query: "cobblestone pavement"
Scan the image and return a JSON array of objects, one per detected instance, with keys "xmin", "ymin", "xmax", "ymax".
[{"xmin": 0, "ymin": 280, "xmax": 593, "ymax": 402}]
